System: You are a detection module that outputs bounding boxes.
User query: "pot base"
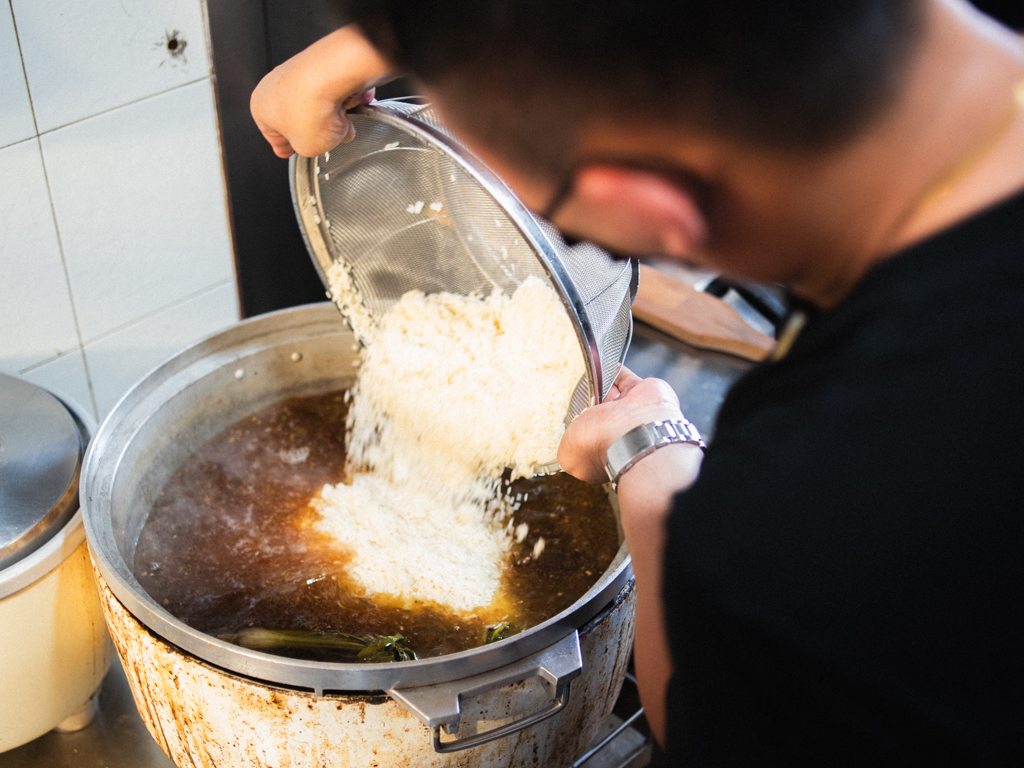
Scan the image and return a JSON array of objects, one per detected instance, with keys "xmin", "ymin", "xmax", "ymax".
[{"xmin": 93, "ymin": 559, "xmax": 636, "ymax": 768}]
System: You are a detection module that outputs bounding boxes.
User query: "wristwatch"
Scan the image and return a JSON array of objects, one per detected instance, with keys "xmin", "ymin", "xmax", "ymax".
[{"xmin": 604, "ymin": 418, "xmax": 706, "ymax": 487}]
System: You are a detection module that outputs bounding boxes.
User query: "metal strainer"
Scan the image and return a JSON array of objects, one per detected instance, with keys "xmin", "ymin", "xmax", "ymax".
[{"xmin": 289, "ymin": 98, "xmax": 637, "ymax": 432}]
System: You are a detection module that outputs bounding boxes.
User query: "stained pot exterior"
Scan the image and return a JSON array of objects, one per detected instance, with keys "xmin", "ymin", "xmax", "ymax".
[{"xmin": 96, "ymin": 563, "xmax": 635, "ymax": 768}]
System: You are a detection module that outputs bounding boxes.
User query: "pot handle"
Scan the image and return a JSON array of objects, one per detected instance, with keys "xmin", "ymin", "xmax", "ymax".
[{"xmin": 387, "ymin": 631, "xmax": 583, "ymax": 753}]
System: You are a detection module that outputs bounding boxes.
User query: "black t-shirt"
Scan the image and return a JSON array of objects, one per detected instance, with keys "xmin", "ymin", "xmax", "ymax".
[{"xmin": 663, "ymin": 189, "xmax": 1024, "ymax": 765}]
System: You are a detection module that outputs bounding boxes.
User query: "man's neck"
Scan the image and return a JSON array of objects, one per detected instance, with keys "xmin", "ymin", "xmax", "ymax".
[
  {"xmin": 805, "ymin": 0, "xmax": 1024, "ymax": 307},
  {"xmin": 883, "ymin": 0, "xmax": 1024, "ymax": 250}
]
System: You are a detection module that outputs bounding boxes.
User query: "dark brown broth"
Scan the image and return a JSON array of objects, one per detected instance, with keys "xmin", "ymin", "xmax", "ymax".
[{"xmin": 133, "ymin": 391, "xmax": 620, "ymax": 661}]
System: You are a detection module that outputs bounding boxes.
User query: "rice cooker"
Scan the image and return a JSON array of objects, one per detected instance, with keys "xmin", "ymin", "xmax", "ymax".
[{"xmin": 0, "ymin": 373, "xmax": 113, "ymax": 752}]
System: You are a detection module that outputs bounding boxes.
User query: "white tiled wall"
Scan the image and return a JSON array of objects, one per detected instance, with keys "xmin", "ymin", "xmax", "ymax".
[
  {"xmin": 0, "ymin": 1, "xmax": 33, "ymax": 146},
  {"xmin": 0, "ymin": 0, "xmax": 239, "ymax": 422}
]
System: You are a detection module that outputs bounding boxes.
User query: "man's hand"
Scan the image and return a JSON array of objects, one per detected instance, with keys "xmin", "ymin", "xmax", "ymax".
[
  {"xmin": 558, "ymin": 366, "xmax": 687, "ymax": 484},
  {"xmin": 560, "ymin": 366, "xmax": 703, "ymax": 747},
  {"xmin": 250, "ymin": 24, "xmax": 394, "ymax": 158}
]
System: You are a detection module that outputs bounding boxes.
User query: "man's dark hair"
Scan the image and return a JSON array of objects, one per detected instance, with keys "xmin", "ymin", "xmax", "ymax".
[{"xmin": 347, "ymin": 1, "xmax": 923, "ymax": 177}]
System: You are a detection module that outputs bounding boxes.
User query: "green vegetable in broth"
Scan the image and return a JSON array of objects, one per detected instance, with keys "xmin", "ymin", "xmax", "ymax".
[
  {"xmin": 484, "ymin": 621, "xmax": 513, "ymax": 644},
  {"xmin": 357, "ymin": 634, "xmax": 418, "ymax": 662},
  {"xmin": 219, "ymin": 627, "xmax": 417, "ymax": 662}
]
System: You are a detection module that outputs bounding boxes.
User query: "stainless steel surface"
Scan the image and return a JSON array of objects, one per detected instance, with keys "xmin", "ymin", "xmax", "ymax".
[
  {"xmin": 626, "ymin": 320, "xmax": 754, "ymax": 441},
  {"xmin": 291, "ymin": 100, "xmax": 638, "ymax": 432},
  {"xmin": 81, "ymin": 302, "xmax": 632, "ymax": 694},
  {"xmin": 0, "ymin": 391, "xmax": 95, "ymax": 601},
  {"xmin": 0, "ymin": 655, "xmax": 175, "ymax": 768},
  {"xmin": 0, "ymin": 373, "xmax": 83, "ymax": 570},
  {"xmin": 573, "ymin": 674, "xmax": 650, "ymax": 768},
  {"xmin": 575, "ymin": 709, "xmax": 649, "ymax": 768},
  {"xmin": 13, "ymin": 314, "xmax": 747, "ymax": 767}
]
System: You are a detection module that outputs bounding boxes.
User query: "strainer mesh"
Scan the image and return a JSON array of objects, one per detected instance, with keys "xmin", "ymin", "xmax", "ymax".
[{"xmin": 298, "ymin": 100, "xmax": 634, "ymax": 421}]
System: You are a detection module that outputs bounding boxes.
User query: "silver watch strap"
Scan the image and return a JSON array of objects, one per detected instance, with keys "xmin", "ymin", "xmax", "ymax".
[{"xmin": 604, "ymin": 418, "xmax": 706, "ymax": 486}]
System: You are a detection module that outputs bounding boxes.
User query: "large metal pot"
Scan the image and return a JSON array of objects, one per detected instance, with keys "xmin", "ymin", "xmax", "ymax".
[{"xmin": 81, "ymin": 303, "xmax": 635, "ymax": 767}]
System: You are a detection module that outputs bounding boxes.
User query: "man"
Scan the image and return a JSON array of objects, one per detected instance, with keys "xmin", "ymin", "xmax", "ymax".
[{"xmin": 252, "ymin": 0, "xmax": 1024, "ymax": 762}]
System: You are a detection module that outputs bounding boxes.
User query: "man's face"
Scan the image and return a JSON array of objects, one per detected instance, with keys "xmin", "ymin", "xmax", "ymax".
[
  {"xmin": 449, "ymin": 132, "xmax": 709, "ymax": 263},
  {"xmin": 427, "ymin": 94, "xmax": 885, "ymax": 309}
]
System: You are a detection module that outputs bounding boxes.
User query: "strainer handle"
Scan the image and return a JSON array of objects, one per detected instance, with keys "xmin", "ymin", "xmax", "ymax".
[{"xmin": 387, "ymin": 631, "xmax": 583, "ymax": 753}]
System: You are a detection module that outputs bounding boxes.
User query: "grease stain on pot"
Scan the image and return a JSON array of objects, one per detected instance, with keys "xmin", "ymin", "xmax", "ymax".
[{"xmin": 92, "ymin": 555, "xmax": 635, "ymax": 768}]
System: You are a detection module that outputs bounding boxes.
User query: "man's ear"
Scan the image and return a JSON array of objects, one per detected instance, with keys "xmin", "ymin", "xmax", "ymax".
[{"xmin": 558, "ymin": 165, "xmax": 708, "ymax": 257}]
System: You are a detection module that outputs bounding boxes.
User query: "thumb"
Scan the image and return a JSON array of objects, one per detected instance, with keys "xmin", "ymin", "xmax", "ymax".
[{"xmin": 264, "ymin": 131, "xmax": 296, "ymax": 159}]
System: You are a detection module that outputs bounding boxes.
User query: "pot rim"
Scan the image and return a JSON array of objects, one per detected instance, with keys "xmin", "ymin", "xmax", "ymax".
[{"xmin": 82, "ymin": 303, "xmax": 632, "ymax": 693}]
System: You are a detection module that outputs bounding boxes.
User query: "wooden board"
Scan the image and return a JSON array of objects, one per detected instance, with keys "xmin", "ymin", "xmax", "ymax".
[{"xmin": 632, "ymin": 265, "xmax": 776, "ymax": 362}]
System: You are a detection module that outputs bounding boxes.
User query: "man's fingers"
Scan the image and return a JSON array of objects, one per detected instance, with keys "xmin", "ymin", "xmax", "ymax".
[
  {"xmin": 283, "ymin": 113, "xmax": 355, "ymax": 156},
  {"xmin": 264, "ymin": 132, "xmax": 295, "ymax": 159},
  {"xmin": 335, "ymin": 115, "xmax": 357, "ymax": 145},
  {"xmin": 603, "ymin": 365, "xmax": 641, "ymax": 402},
  {"xmin": 252, "ymin": 80, "xmax": 361, "ymax": 157},
  {"xmin": 559, "ymin": 373, "xmax": 686, "ymax": 485},
  {"xmin": 611, "ymin": 365, "xmax": 644, "ymax": 398},
  {"xmin": 334, "ymin": 88, "xmax": 376, "ymax": 143},
  {"xmin": 558, "ymin": 415, "xmax": 611, "ymax": 484}
]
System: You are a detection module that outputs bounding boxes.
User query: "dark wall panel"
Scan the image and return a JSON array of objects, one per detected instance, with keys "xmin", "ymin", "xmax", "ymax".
[
  {"xmin": 208, "ymin": 1, "xmax": 349, "ymax": 318},
  {"xmin": 208, "ymin": 1, "xmax": 413, "ymax": 318}
]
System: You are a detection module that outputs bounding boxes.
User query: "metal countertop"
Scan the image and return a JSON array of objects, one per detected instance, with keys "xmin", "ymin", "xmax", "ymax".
[{"xmin": 0, "ymin": 654, "xmax": 176, "ymax": 768}]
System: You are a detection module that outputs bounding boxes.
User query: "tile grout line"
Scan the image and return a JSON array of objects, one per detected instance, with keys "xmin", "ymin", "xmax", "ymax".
[
  {"xmin": 78, "ymin": 277, "xmax": 237, "ymax": 348},
  {"xmin": 9, "ymin": 0, "xmax": 100, "ymax": 421},
  {"xmin": 17, "ymin": 347, "xmax": 82, "ymax": 376},
  {"xmin": 7, "ymin": 6, "xmax": 220, "ymax": 417},
  {"xmin": 34, "ymin": 75, "xmax": 211, "ymax": 139},
  {"xmin": 33, "ymin": 140, "xmax": 99, "ymax": 421},
  {"xmin": 0, "ymin": 134, "xmax": 37, "ymax": 153},
  {"xmin": 7, "ymin": 0, "xmax": 38, "ymax": 136},
  {"xmin": 16, "ymin": 277, "xmax": 237, "ymax": 376}
]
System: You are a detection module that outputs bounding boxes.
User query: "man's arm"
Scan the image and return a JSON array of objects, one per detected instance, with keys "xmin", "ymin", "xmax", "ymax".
[
  {"xmin": 250, "ymin": 24, "xmax": 394, "ymax": 158},
  {"xmin": 558, "ymin": 368, "xmax": 702, "ymax": 744}
]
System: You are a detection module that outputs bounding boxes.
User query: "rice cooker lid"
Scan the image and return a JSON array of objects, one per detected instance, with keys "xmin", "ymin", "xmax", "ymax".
[{"xmin": 0, "ymin": 373, "xmax": 84, "ymax": 571}]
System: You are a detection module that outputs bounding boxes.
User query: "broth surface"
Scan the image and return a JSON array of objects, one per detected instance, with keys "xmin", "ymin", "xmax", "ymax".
[{"xmin": 134, "ymin": 391, "xmax": 620, "ymax": 661}]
